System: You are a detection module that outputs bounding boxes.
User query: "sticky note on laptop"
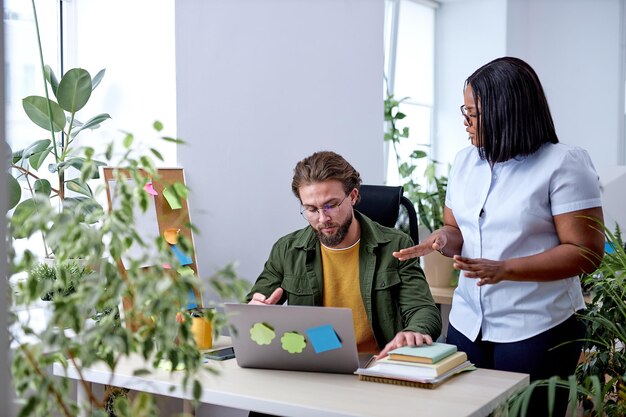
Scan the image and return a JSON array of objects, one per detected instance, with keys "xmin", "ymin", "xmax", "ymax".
[{"xmin": 306, "ymin": 324, "xmax": 342, "ymax": 353}]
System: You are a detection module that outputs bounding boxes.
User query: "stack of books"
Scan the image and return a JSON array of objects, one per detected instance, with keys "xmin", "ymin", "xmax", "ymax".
[{"xmin": 355, "ymin": 342, "xmax": 473, "ymax": 388}]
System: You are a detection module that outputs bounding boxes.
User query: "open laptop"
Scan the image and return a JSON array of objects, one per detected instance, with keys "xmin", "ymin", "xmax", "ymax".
[{"xmin": 224, "ymin": 303, "xmax": 369, "ymax": 374}]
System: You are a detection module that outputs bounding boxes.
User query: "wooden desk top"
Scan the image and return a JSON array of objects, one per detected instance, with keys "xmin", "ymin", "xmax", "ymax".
[
  {"xmin": 430, "ymin": 285, "xmax": 455, "ymax": 305},
  {"xmin": 54, "ymin": 337, "xmax": 528, "ymax": 417}
]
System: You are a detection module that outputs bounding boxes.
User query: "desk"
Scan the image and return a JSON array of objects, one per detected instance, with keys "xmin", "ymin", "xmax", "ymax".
[
  {"xmin": 430, "ymin": 285, "xmax": 455, "ymax": 305},
  {"xmin": 54, "ymin": 337, "xmax": 528, "ymax": 417}
]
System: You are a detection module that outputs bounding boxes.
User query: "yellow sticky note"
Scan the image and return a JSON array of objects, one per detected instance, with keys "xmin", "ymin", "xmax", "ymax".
[
  {"xmin": 164, "ymin": 227, "xmax": 180, "ymax": 244},
  {"xmin": 250, "ymin": 322, "xmax": 275, "ymax": 346}
]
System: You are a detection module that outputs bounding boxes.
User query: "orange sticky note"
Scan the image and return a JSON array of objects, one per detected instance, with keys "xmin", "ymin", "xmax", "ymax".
[{"xmin": 164, "ymin": 228, "xmax": 179, "ymax": 244}]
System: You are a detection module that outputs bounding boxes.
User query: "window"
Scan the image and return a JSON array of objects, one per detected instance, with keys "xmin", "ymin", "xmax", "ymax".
[{"xmin": 384, "ymin": 0, "xmax": 436, "ymax": 187}]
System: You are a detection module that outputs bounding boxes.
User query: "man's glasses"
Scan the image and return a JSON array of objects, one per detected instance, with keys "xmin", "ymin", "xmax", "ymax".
[
  {"xmin": 300, "ymin": 194, "xmax": 349, "ymax": 221},
  {"xmin": 460, "ymin": 105, "xmax": 478, "ymax": 126}
]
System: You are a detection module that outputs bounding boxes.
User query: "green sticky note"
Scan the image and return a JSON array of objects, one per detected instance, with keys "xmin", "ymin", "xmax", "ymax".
[
  {"xmin": 280, "ymin": 332, "xmax": 306, "ymax": 354},
  {"xmin": 250, "ymin": 322, "xmax": 275, "ymax": 345},
  {"xmin": 163, "ymin": 187, "xmax": 182, "ymax": 210}
]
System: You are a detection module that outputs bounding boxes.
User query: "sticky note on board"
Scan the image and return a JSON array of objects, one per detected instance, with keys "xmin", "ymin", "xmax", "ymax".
[
  {"xmin": 280, "ymin": 332, "xmax": 307, "ymax": 354},
  {"xmin": 163, "ymin": 187, "xmax": 182, "ymax": 210},
  {"xmin": 186, "ymin": 288, "xmax": 198, "ymax": 310},
  {"xmin": 305, "ymin": 324, "xmax": 342, "ymax": 353},
  {"xmin": 164, "ymin": 227, "xmax": 180, "ymax": 244},
  {"xmin": 170, "ymin": 244, "xmax": 192, "ymax": 265},
  {"xmin": 250, "ymin": 322, "xmax": 275, "ymax": 345},
  {"xmin": 144, "ymin": 182, "xmax": 158, "ymax": 196}
]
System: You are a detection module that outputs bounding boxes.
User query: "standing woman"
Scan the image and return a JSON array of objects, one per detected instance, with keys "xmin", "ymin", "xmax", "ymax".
[{"xmin": 393, "ymin": 57, "xmax": 604, "ymax": 416}]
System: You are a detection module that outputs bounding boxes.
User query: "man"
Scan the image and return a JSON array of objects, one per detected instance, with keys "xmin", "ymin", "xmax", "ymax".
[{"xmin": 247, "ymin": 151, "xmax": 441, "ymax": 358}]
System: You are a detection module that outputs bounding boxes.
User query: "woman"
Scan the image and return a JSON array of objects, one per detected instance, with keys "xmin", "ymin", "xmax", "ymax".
[{"xmin": 393, "ymin": 57, "xmax": 604, "ymax": 416}]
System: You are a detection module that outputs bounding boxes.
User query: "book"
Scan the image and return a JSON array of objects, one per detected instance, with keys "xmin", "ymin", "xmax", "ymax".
[
  {"xmin": 375, "ymin": 351, "xmax": 468, "ymax": 378},
  {"xmin": 387, "ymin": 342, "xmax": 457, "ymax": 364},
  {"xmin": 355, "ymin": 360, "xmax": 474, "ymax": 389}
]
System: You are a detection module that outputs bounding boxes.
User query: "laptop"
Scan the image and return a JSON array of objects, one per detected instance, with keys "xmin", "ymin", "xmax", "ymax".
[{"xmin": 224, "ymin": 303, "xmax": 369, "ymax": 374}]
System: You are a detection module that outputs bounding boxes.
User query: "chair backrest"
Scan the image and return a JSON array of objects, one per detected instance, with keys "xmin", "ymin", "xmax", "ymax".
[{"xmin": 354, "ymin": 185, "xmax": 419, "ymax": 245}]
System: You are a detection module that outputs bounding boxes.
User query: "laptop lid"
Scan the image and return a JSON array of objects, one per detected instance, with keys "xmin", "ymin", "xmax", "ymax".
[{"xmin": 224, "ymin": 303, "xmax": 361, "ymax": 374}]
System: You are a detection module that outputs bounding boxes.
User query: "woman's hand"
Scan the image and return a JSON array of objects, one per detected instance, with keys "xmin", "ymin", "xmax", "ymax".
[
  {"xmin": 453, "ymin": 255, "xmax": 506, "ymax": 286},
  {"xmin": 392, "ymin": 229, "xmax": 448, "ymax": 261}
]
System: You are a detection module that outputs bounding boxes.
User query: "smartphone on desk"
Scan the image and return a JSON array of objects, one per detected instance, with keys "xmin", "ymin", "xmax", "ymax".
[{"xmin": 204, "ymin": 346, "xmax": 235, "ymax": 361}]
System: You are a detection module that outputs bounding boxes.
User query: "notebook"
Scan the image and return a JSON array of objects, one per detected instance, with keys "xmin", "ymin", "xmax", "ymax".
[{"xmin": 224, "ymin": 303, "xmax": 369, "ymax": 374}]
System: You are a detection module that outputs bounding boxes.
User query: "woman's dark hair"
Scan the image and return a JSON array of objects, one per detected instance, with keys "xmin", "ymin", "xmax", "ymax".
[{"xmin": 466, "ymin": 56, "xmax": 558, "ymax": 164}]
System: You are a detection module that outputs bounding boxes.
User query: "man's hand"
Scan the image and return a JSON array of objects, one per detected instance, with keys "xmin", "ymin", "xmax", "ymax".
[
  {"xmin": 248, "ymin": 287, "xmax": 284, "ymax": 305},
  {"xmin": 375, "ymin": 331, "xmax": 433, "ymax": 360}
]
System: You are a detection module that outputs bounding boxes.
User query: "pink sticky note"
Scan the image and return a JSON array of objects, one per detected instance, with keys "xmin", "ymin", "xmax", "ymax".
[
  {"xmin": 144, "ymin": 182, "xmax": 158, "ymax": 196},
  {"xmin": 163, "ymin": 263, "xmax": 172, "ymax": 269}
]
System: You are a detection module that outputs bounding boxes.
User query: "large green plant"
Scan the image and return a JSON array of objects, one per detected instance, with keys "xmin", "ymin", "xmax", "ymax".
[
  {"xmin": 7, "ymin": 2, "xmax": 251, "ymax": 416},
  {"xmin": 8, "ymin": 1, "xmax": 108, "ymax": 257},
  {"xmin": 384, "ymin": 88, "xmax": 448, "ymax": 233},
  {"xmin": 503, "ymin": 225, "xmax": 626, "ymax": 417}
]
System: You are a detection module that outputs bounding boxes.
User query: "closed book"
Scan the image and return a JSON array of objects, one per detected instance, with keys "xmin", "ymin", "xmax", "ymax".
[
  {"xmin": 388, "ymin": 342, "xmax": 457, "ymax": 364},
  {"xmin": 355, "ymin": 360, "xmax": 473, "ymax": 389},
  {"xmin": 376, "ymin": 351, "xmax": 468, "ymax": 378}
]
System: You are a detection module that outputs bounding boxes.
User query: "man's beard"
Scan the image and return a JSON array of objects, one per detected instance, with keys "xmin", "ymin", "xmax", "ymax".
[{"xmin": 314, "ymin": 213, "xmax": 353, "ymax": 247}]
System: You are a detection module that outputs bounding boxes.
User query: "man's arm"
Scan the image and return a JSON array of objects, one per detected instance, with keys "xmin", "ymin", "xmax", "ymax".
[
  {"xmin": 377, "ymin": 236, "xmax": 442, "ymax": 358},
  {"xmin": 245, "ymin": 243, "xmax": 287, "ymax": 305}
]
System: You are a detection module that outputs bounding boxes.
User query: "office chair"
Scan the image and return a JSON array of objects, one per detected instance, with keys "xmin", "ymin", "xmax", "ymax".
[{"xmin": 354, "ymin": 185, "xmax": 419, "ymax": 245}]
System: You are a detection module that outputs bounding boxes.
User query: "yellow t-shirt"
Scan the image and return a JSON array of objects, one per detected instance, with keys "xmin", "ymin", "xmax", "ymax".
[{"xmin": 321, "ymin": 240, "xmax": 378, "ymax": 354}]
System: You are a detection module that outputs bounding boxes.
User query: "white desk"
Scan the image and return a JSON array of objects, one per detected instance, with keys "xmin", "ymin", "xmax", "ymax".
[{"xmin": 53, "ymin": 337, "xmax": 528, "ymax": 417}]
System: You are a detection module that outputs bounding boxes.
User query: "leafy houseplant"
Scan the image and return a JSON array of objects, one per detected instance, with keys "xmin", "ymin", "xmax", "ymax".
[
  {"xmin": 30, "ymin": 260, "xmax": 91, "ymax": 301},
  {"xmin": 8, "ymin": 1, "xmax": 108, "ymax": 257},
  {"xmin": 8, "ymin": 2, "xmax": 252, "ymax": 416},
  {"xmin": 503, "ymin": 225, "xmax": 626, "ymax": 417},
  {"xmin": 383, "ymin": 88, "xmax": 449, "ymax": 234},
  {"xmin": 384, "ymin": 87, "xmax": 456, "ymax": 287}
]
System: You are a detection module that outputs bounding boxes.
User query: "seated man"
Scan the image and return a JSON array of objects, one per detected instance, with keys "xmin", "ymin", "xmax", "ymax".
[{"xmin": 246, "ymin": 150, "xmax": 441, "ymax": 358}]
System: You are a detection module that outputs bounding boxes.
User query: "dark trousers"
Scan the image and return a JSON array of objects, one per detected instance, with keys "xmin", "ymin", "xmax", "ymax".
[{"xmin": 447, "ymin": 313, "xmax": 585, "ymax": 417}]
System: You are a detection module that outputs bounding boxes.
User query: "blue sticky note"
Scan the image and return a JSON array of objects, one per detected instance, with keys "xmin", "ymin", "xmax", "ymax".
[
  {"xmin": 305, "ymin": 324, "xmax": 342, "ymax": 354},
  {"xmin": 605, "ymin": 241, "xmax": 615, "ymax": 254},
  {"xmin": 171, "ymin": 244, "xmax": 192, "ymax": 265},
  {"xmin": 186, "ymin": 288, "xmax": 198, "ymax": 310}
]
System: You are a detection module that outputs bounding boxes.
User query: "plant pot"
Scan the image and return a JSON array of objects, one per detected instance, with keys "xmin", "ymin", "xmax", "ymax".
[
  {"xmin": 191, "ymin": 316, "xmax": 213, "ymax": 350},
  {"xmin": 422, "ymin": 251, "xmax": 456, "ymax": 288}
]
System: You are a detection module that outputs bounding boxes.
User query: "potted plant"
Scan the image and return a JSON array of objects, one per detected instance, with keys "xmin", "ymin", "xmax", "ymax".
[
  {"xmin": 7, "ymin": 2, "xmax": 251, "ymax": 415},
  {"xmin": 502, "ymin": 225, "xmax": 626, "ymax": 417},
  {"xmin": 384, "ymin": 89, "xmax": 456, "ymax": 287}
]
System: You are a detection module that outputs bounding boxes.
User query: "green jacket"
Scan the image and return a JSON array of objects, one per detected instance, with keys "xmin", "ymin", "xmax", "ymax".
[{"xmin": 246, "ymin": 211, "xmax": 442, "ymax": 348}]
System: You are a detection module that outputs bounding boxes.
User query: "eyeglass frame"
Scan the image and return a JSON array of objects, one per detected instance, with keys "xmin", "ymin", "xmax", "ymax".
[
  {"xmin": 460, "ymin": 105, "xmax": 479, "ymax": 126},
  {"xmin": 299, "ymin": 192, "xmax": 351, "ymax": 221}
]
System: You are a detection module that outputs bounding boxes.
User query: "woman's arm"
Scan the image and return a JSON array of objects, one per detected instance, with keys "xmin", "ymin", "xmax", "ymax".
[{"xmin": 455, "ymin": 207, "xmax": 605, "ymax": 285}]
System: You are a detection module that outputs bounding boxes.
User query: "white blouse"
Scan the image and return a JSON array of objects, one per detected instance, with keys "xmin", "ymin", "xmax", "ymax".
[{"xmin": 446, "ymin": 143, "xmax": 602, "ymax": 343}]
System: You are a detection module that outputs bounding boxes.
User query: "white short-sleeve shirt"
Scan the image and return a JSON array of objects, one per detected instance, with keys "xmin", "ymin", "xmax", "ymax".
[{"xmin": 446, "ymin": 143, "xmax": 602, "ymax": 342}]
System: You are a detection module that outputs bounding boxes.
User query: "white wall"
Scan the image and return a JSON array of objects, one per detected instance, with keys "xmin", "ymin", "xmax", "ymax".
[
  {"xmin": 175, "ymin": 0, "xmax": 384, "ymax": 296},
  {"xmin": 434, "ymin": 0, "xmax": 508, "ymax": 167},
  {"xmin": 435, "ymin": 0, "xmax": 625, "ymax": 169},
  {"xmin": 506, "ymin": 0, "xmax": 624, "ymax": 167}
]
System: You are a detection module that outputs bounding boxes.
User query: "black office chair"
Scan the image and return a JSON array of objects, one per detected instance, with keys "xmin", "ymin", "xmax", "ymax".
[{"xmin": 354, "ymin": 185, "xmax": 419, "ymax": 245}]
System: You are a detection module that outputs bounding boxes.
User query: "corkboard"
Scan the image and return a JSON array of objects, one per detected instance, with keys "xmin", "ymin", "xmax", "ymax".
[{"xmin": 102, "ymin": 167, "xmax": 202, "ymax": 316}]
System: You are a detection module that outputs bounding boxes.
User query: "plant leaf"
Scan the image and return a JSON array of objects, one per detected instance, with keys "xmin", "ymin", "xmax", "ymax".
[
  {"xmin": 153, "ymin": 120, "xmax": 163, "ymax": 131},
  {"xmin": 161, "ymin": 136, "xmax": 186, "ymax": 144},
  {"xmin": 8, "ymin": 175, "xmax": 21, "ymax": 210},
  {"xmin": 65, "ymin": 179, "xmax": 92, "ymax": 197},
  {"xmin": 34, "ymin": 179, "xmax": 52, "ymax": 197},
  {"xmin": 70, "ymin": 113, "xmax": 111, "ymax": 137},
  {"xmin": 92, "ymin": 68, "xmax": 106, "ymax": 90},
  {"xmin": 22, "ymin": 96, "xmax": 66, "ymax": 132},
  {"xmin": 150, "ymin": 148, "xmax": 164, "ymax": 161},
  {"xmin": 44, "ymin": 65, "xmax": 59, "ymax": 96},
  {"xmin": 29, "ymin": 147, "xmax": 52, "ymax": 171},
  {"xmin": 57, "ymin": 68, "xmax": 92, "ymax": 113}
]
